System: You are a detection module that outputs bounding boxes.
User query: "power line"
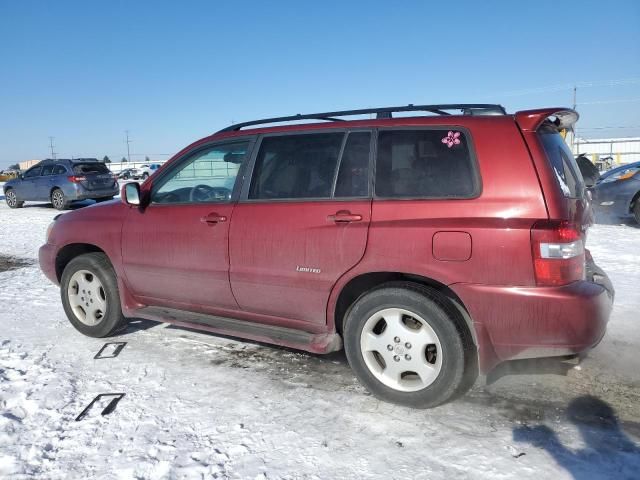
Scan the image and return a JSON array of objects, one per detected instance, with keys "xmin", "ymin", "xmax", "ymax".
[{"xmin": 481, "ymin": 76, "xmax": 640, "ymax": 99}]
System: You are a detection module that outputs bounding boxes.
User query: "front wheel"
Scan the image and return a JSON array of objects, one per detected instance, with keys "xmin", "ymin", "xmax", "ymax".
[
  {"xmin": 60, "ymin": 253, "xmax": 126, "ymax": 337},
  {"xmin": 5, "ymin": 188, "xmax": 24, "ymax": 208},
  {"xmin": 142, "ymin": 172, "xmax": 149, "ymax": 180},
  {"xmin": 343, "ymin": 283, "xmax": 476, "ymax": 408},
  {"xmin": 633, "ymin": 198, "xmax": 640, "ymax": 224}
]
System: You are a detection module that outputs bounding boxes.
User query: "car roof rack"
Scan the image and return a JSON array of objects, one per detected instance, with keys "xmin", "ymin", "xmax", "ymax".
[{"xmin": 216, "ymin": 103, "xmax": 507, "ymax": 133}]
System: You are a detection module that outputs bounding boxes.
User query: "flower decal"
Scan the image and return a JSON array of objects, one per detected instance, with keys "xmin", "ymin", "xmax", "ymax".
[{"xmin": 441, "ymin": 131, "xmax": 461, "ymax": 148}]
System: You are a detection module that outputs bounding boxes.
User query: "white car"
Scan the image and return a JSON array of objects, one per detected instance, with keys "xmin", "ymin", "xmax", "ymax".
[{"xmin": 137, "ymin": 163, "xmax": 161, "ymax": 180}]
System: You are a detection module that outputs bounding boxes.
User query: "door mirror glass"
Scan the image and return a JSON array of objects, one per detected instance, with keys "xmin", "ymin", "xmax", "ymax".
[{"xmin": 122, "ymin": 182, "xmax": 141, "ymax": 206}]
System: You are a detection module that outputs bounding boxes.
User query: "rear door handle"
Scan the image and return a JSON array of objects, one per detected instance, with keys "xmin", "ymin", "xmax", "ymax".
[
  {"xmin": 327, "ymin": 210, "xmax": 363, "ymax": 223},
  {"xmin": 200, "ymin": 213, "xmax": 227, "ymax": 225}
]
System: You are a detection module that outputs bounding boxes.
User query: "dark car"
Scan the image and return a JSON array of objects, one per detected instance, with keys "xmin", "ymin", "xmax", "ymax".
[
  {"xmin": 4, "ymin": 159, "xmax": 119, "ymax": 210},
  {"xmin": 39, "ymin": 104, "xmax": 613, "ymax": 408},
  {"xmin": 591, "ymin": 160, "xmax": 640, "ymax": 224},
  {"xmin": 118, "ymin": 168, "xmax": 139, "ymax": 180},
  {"xmin": 575, "ymin": 154, "xmax": 600, "ymax": 187}
]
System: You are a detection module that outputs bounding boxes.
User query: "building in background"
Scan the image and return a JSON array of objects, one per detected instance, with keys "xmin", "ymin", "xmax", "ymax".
[{"xmin": 18, "ymin": 159, "xmax": 41, "ymax": 170}]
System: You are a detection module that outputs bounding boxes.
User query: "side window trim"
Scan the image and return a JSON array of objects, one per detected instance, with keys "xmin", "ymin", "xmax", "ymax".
[
  {"xmin": 329, "ymin": 134, "xmax": 349, "ymax": 197},
  {"xmin": 372, "ymin": 125, "xmax": 482, "ymax": 200},
  {"xmin": 149, "ymin": 137, "xmax": 256, "ymax": 206}
]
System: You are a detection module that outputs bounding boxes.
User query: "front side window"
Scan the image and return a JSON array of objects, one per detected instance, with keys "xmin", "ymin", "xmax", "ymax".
[
  {"xmin": 249, "ymin": 133, "xmax": 344, "ymax": 200},
  {"xmin": 23, "ymin": 166, "xmax": 41, "ymax": 178},
  {"xmin": 152, "ymin": 142, "xmax": 250, "ymax": 204},
  {"xmin": 375, "ymin": 129, "xmax": 478, "ymax": 198}
]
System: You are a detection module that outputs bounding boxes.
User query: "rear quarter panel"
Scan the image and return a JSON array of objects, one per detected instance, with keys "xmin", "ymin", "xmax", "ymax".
[{"xmin": 327, "ymin": 117, "xmax": 548, "ymax": 327}]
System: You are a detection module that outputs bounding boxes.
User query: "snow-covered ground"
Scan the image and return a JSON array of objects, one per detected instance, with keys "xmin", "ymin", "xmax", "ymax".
[{"xmin": 1, "ymin": 196, "xmax": 639, "ymax": 479}]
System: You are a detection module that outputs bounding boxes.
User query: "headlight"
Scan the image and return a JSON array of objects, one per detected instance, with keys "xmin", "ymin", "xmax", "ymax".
[
  {"xmin": 46, "ymin": 214, "xmax": 62, "ymax": 242},
  {"xmin": 46, "ymin": 222, "xmax": 55, "ymax": 242}
]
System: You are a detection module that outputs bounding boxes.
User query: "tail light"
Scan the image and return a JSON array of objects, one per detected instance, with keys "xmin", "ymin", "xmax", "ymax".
[
  {"xmin": 67, "ymin": 175, "xmax": 86, "ymax": 183},
  {"xmin": 531, "ymin": 220, "xmax": 585, "ymax": 286}
]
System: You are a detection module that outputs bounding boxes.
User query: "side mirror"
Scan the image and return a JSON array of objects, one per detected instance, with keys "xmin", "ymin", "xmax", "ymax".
[{"xmin": 121, "ymin": 182, "xmax": 141, "ymax": 206}]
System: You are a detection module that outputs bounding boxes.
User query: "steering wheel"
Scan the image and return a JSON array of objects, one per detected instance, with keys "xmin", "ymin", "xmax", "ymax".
[{"xmin": 189, "ymin": 184, "xmax": 231, "ymax": 202}]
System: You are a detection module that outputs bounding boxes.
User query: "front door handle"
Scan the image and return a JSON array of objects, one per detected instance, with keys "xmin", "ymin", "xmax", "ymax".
[
  {"xmin": 200, "ymin": 212, "xmax": 227, "ymax": 225},
  {"xmin": 327, "ymin": 210, "xmax": 363, "ymax": 223}
]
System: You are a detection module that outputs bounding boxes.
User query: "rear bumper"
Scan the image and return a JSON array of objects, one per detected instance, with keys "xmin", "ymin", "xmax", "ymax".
[
  {"xmin": 38, "ymin": 242, "xmax": 59, "ymax": 285},
  {"xmin": 452, "ymin": 275, "xmax": 613, "ymax": 373},
  {"xmin": 69, "ymin": 184, "xmax": 119, "ymax": 201}
]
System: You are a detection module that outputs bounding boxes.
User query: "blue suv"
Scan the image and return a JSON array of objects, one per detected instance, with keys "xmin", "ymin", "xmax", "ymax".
[{"xmin": 3, "ymin": 159, "xmax": 119, "ymax": 210}]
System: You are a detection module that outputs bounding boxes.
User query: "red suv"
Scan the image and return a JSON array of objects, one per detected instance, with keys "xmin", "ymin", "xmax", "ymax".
[{"xmin": 39, "ymin": 104, "xmax": 613, "ymax": 408}]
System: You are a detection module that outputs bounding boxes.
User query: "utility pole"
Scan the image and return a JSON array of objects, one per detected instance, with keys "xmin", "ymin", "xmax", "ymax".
[
  {"xmin": 49, "ymin": 136, "xmax": 57, "ymax": 159},
  {"xmin": 125, "ymin": 130, "xmax": 132, "ymax": 163}
]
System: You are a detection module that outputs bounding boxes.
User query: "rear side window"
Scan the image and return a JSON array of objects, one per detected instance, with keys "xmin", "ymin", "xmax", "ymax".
[
  {"xmin": 376, "ymin": 129, "xmax": 479, "ymax": 198},
  {"xmin": 53, "ymin": 165, "xmax": 67, "ymax": 175},
  {"xmin": 41, "ymin": 165, "xmax": 55, "ymax": 176},
  {"xmin": 73, "ymin": 163, "xmax": 110, "ymax": 175},
  {"xmin": 539, "ymin": 126, "xmax": 584, "ymax": 198},
  {"xmin": 249, "ymin": 133, "xmax": 344, "ymax": 200}
]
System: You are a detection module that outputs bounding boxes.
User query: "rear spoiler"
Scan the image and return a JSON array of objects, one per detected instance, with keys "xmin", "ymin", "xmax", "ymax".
[{"xmin": 515, "ymin": 108, "xmax": 579, "ymax": 132}]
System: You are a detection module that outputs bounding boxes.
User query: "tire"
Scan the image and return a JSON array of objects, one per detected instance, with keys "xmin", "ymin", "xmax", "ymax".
[
  {"xmin": 343, "ymin": 282, "xmax": 476, "ymax": 408},
  {"xmin": 142, "ymin": 172, "xmax": 149, "ymax": 180},
  {"xmin": 60, "ymin": 252, "xmax": 126, "ymax": 337},
  {"xmin": 51, "ymin": 188, "xmax": 70, "ymax": 210},
  {"xmin": 633, "ymin": 198, "xmax": 640, "ymax": 224},
  {"xmin": 5, "ymin": 188, "xmax": 24, "ymax": 208}
]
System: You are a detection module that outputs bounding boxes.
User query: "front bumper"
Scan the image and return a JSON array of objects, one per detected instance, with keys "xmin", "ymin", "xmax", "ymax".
[
  {"xmin": 452, "ymin": 267, "xmax": 613, "ymax": 372},
  {"xmin": 39, "ymin": 242, "xmax": 59, "ymax": 285}
]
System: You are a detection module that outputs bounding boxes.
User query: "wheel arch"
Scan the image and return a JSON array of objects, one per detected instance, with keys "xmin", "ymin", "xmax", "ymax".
[
  {"xmin": 630, "ymin": 189, "xmax": 640, "ymax": 213},
  {"xmin": 333, "ymin": 271, "xmax": 477, "ymax": 347},
  {"xmin": 55, "ymin": 243, "xmax": 108, "ymax": 282}
]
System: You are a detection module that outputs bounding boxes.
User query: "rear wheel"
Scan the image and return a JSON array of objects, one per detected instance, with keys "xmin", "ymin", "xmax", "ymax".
[
  {"xmin": 60, "ymin": 253, "xmax": 126, "ymax": 337},
  {"xmin": 343, "ymin": 282, "xmax": 476, "ymax": 408},
  {"xmin": 5, "ymin": 188, "xmax": 24, "ymax": 208},
  {"xmin": 51, "ymin": 188, "xmax": 70, "ymax": 210}
]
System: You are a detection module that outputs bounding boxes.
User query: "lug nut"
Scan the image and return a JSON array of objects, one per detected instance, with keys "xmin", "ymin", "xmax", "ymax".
[
  {"xmin": 394, "ymin": 337, "xmax": 401, "ymax": 343},
  {"xmin": 405, "ymin": 342, "xmax": 411, "ymax": 349},
  {"xmin": 405, "ymin": 354, "xmax": 411, "ymax": 361},
  {"xmin": 387, "ymin": 345, "xmax": 393, "ymax": 351},
  {"xmin": 393, "ymin": 355, "xmax": 400, "ymax": 362}
]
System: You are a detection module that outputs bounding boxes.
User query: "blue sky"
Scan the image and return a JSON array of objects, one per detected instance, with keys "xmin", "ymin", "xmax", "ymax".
[{"xmin": 0, "ymin": 0, "xmax": 638, "ymax": 168}]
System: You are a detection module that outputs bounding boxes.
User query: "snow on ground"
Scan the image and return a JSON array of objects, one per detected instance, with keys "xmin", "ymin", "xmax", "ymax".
[{"xmin": 0, "ymin": 197, "xmax": 639, "ymax": 479}]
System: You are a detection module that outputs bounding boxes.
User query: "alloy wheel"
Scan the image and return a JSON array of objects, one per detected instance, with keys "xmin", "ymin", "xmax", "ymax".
[
  {"xmin": 67, "ymin": 269, "xmax": 108, "ymax": 326},
  {"xmin": 360, "ymin": 307, "xmax": 443, "ymax": 392},
  {"xmin": 6, "ymin": 190, "xmax": 17, "ymax": 207}
]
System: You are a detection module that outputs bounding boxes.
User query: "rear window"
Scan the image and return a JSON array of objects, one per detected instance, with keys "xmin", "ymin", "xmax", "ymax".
[
  {"xmin": 539, "ymin": 126, "xmax": 584, "ymax": 198},
  {"xmin": 72, "ymin": 163, "xmax": 110, "ymax": 175},
  {"xmin": 375, "ymin": 129, "xmax": 479, "ymax": 198}
]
